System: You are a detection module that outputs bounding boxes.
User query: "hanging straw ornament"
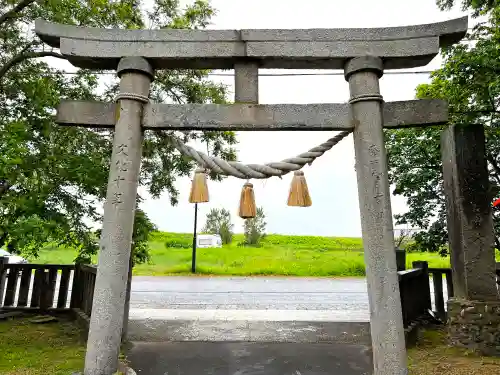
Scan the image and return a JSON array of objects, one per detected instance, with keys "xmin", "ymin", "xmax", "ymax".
[
  {"xmin": 287, "ymin": 170, "xmax": 312, "ymax": 207},
  {"xmin": 189, "ymin": 168, "xmax": 209, "ymax": 203},
  {"xmin": 239, "ymin": 181, "xmax": 257, "ymax": 218}
]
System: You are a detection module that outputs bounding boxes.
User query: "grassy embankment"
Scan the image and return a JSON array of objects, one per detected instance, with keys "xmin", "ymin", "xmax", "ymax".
[
  {"xmin": 1, "ymin": 317, "xmax": 499, "ymax": 374},
  {"xmin": 34, "ymin": 232, "xmax": 452, "ymax": 276}
]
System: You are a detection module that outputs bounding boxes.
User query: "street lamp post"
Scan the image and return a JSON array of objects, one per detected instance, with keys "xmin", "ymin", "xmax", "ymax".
[{"xmin": 191, "ymin": 202, "xmax": 198, "ymax": 273}]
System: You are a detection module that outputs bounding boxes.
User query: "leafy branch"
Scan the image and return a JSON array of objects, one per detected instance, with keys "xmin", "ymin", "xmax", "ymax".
[
  {"xmin": 0, "ymin": 0, "xmax": 37, "ymax": 26},
  {"xmin": 0, "ymin": 50, "xmax": 64, "ymax": 80}
]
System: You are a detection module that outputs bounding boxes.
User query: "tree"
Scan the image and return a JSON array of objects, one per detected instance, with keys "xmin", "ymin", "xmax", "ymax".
[
  {"xmin": 202, "ymin": 208, "xmax": 234, "ymax": 244},
  {"xmin": 242, "ymin": 207, "xmax": 267, "ymax": 246},
  {"xmin": 436, "ymin": 0, "xmax": 498, "ymax": 15},
  {"xmin": 385, "ymin": 1, "xmax": 500, "ymax": 254},
  {"xmin": 0, "ymin": 0, "xmax": 237, "ymax": 263},
  {"xmin": 394, "ymin": 228, "xmax": 412, "ymax": 249}
]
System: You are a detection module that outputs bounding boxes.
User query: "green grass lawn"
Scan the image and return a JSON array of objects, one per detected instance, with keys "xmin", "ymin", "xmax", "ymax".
[
  {"xmin": 0, "ymin": 316, "xmax": 85, "ymax": 375},
  {"xmin": 408, "ymin": 327, "xmax": 500, "ymax": 374},
  {"xmin": 32, "ymin": 232, "xmax": 453, "ymax": 276}
]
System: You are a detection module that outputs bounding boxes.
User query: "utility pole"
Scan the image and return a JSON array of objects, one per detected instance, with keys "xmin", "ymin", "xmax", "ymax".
[{"xmin": 191, "ymin": 202, "xmax": 198, "ymax": 273}]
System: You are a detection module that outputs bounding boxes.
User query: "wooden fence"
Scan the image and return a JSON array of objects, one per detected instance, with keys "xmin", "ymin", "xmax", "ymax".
[
  {"xmin": 1, "ymin": 256, "xmax": 498, "ymax": 332},
  {"xmin": 71, "ymin": 264, "xmax": 97, "ymax": 319},
  {"xmin": 398, "ymin": 263, "xmax": 431, "ymax": 328},
  {"xmin": 397, "ymin": 261, "xmax": 455, "ymax": 328},
  {"xmin": 0, "ymin": 257, "xmax": 97, "ymax": 321}
]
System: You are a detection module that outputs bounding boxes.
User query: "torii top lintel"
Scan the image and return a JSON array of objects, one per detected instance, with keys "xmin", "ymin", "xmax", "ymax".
[{"xmin": 35, "ymin": 17, "xmax": 468, "ymax": 71}]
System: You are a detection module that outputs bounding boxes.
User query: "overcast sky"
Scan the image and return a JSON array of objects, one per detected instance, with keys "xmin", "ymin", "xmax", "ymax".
[{"xmin": 52, "ymin": 0, "xmax": 470, "ymax": 237}]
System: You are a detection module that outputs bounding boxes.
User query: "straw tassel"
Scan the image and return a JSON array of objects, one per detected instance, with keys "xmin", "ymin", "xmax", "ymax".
[
  {"xmin": 239, "ymin": 182, "xmax": 256, "ymax": 219},
  {"xmin": 287, "ymin": 170, "xmax": 312, "ymax": 207},
  {"xmin": 189, "ymin": 168, "xmax": 209, "ymax": 203}
]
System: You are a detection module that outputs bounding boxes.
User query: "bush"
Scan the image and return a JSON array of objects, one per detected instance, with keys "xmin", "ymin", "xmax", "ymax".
[
  {"xmin": 202, "ymin": 208, "xmax": 234, "ymax": 244},
  {"xmin": 241, "ymin": 207, "xmax": 266, "ymax": 247},
  {"xmin": 154, "ymin": 232, "xmax": 192, "ymax": 249},
  {"xmin": 164, "ymin": 239, "xmax": 191, "ymax": 249}
]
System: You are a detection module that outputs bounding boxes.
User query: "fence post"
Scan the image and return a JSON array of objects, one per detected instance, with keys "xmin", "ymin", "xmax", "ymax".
[
  {"xmin": 395, "ymin": 248, "xmax": 406, "ymax": 271},
  {"xmin": 431, "ymin": 270, "xmax": 446, "ymax": 320},
  {"xmin": 412, "ymin": 261, "xmax": 432, "ymax": 311},
  {"xmin": 70, "ymin": 264, "xmax": 82, "ymax": 309},
  {"xmin": 0, "ymin": 257, "xmax": 7, "ymax": 307},
  {"xmin": 39, "ymin": 270, "xmax": 50, "ymax": 314}
]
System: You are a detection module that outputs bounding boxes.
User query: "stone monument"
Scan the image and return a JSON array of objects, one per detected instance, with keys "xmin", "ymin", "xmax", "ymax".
[
  {"xmin": 35, "ymin": 16, "xmax": 468, "ymax": 375},
  {"xmin": 442, "ymin": 124, "xmax": 500, "ymax": 355}
]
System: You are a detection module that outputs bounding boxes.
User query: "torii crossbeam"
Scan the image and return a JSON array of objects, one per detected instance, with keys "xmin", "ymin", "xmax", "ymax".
[{"xmin": 35, "ymin": 16, "xmax": 468, "ymax": 375}]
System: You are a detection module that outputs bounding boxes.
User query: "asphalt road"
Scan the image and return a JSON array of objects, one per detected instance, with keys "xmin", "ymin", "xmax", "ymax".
[{"xmin": 129, "ymin": 276, "xmax": 371, "ymax": 311}]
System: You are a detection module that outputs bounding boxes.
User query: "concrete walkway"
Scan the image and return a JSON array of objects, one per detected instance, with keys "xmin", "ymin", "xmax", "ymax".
[
  {"xmin": 128, "ymin": 341, "xmax": 373, "ymax": 375},
  {"xmin": 126, "ymin": 276, "xmax": 375, "ymax": 375}
]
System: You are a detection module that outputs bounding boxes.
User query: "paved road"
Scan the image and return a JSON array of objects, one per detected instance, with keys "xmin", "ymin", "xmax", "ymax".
[
  {"xmin": 128, "ymin": 275, "xmax": 447, "ymax": 319},
  {"xmin": 127, "ymin": 276, "xmax": 373, "ymax": 343},
  {"xmin": 129, "ymin": 276, "xmax": 370, "ymax": 312}
]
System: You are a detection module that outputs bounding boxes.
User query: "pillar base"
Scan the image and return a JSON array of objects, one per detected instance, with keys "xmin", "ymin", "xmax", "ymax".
[{"xmin": 448, "ymin": 298, "xmax": 500, "ymax": 356}]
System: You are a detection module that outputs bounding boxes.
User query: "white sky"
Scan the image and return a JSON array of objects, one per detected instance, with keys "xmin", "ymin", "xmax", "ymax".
[{"xmin": 51, "ymin": 0, "xmax": 471, "ymax": 237}]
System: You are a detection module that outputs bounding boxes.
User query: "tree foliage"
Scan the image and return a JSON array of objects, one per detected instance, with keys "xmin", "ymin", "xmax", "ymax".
[
  {"xmin": 242, "ymin": 207, "xmax": 267, "ymax": 247},
  {"xmin": 202, "ymin": 208, "xmax": 234, "ymax": 244},
  {"xmin": 437, "ymin": 0, "xmax": 498, "ymax": 16},
  {"xmin": 386, "ymin": 2, "xmax": 500, "ymax": 254},
  {"xmin": 0, "ymin": 0, "xmax": 237, "ymax": 263}
]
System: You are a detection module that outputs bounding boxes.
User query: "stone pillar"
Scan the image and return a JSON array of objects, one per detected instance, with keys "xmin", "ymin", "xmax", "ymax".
[
  {"xmin": 345, "ymin": 56, "xmax": 407, "ymax": 375},
  {"xmin": 84, "ymin": 57, "xmax": 153, "ymax": 375},
  {"xmin": 442, "ymin": 124, "xmax": 497, "ymax": 300},
  {"xmin": 441, "ymin": 124, "xmax": 500, "ymax": 355},
  {"xmin": 234, "ymin": 62, "xmax": 259, "ymax": 104}
]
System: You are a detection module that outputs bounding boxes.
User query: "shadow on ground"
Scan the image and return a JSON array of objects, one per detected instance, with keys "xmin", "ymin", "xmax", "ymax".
[{"xmin": 126, "ymin": 321, "xmax": 373, "ymax": 375}]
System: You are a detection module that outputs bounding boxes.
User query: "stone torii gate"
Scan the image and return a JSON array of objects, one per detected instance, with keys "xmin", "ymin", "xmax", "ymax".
[{"xmin": 35, "ymin": 16, "xmax": 468, "ymax": 375}]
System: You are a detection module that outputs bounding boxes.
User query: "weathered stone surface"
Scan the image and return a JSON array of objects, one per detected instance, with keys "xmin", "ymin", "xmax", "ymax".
[
  {"xmin": 448, "ymin": 298, "xmax": 500, "ymax": 356},
  {"xmin": 35, "ymin": 17, "xmax": 468, "ymax": 70},
  {"xmin": 37, "ymin": 16, "xmax": 467, "ymax": 44},
  {"xmin": 246, "ymin": 37, "xmax": 440, "ymax": 70},
  {"xmin": 240, "ymin": 16, "xmax": 467, "ymax": 44},
  {"xmin": 347, "ymin": 56, "xmax": 407, "ymax": 374},
  {"xmin": 441, "ymin": 124, "xmax": 498, "ymax": 300},
  {"xmin": 56, "ymin": 99, "xmax": 448, "ymax": 131},
  {"xmin": 57, "ymin": 101, "xmax": 117, "ymax": 127},
  {"xmin": 234, "ymin": 63, "xmax": 259, "ymax": 104},
  {"xmin": 83, "ymin": 57, "xmax": 153, "ymax": 375},
  {"xmin": 35, "ymin": 19, "xmax": 241, "ymax": 45}
]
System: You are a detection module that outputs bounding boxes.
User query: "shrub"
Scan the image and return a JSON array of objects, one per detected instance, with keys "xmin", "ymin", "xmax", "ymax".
[
  {"xmin": 202, "ymin": 208, "xmax": 234, "ymax": 244},
  {"xmin": 241, "ymin": 207, "xmax": 266, "ymax": 247}
]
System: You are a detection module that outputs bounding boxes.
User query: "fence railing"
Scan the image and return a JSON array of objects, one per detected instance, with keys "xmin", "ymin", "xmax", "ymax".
[
  {"xmin": 397, "ymin": 261, "xmax": 456, "ymax": 328},
  {"xmin": 427, "ymin": 267, "xmax": 454, "ymax": 320},
  {"xmin": 0, "ymin": 260, "xmax": 75, "ymax": 312},
  {"xmin": 398, "ymin": 262, "xmax": 432, "ymax": 328},
  {"xmin": 0, "ymin": 257, "xmax": 97, "ymax": 321},
  {"xmin": 398, "ymin": 261, "xmax": 500, "ymax": 328},
  {"xmin": 70, "ymin": 264, "xmax": 97, "ymax": 319},
  {"xmin": 2, "ymin": 256, "xmax": 499, "ymax": 332}
]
